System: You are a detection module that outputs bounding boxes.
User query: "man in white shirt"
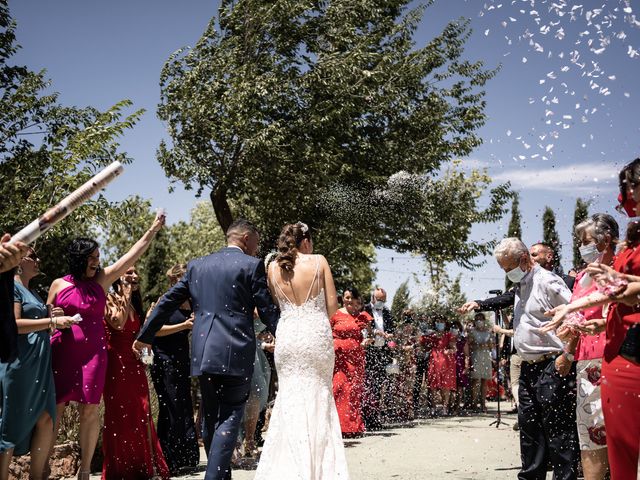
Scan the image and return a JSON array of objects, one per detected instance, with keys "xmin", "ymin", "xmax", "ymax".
[{"xmin": 460, "ymin": 238, "xmax": 579, "ymax": 480}]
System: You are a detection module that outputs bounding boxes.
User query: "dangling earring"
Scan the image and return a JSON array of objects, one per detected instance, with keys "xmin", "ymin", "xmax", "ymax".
[{"xmin": 16, "ymin": 266, "xmax": 23, "ymax": 275}]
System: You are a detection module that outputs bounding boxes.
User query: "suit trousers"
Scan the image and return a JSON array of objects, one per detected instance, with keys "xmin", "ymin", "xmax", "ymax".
[
  {"xmin": 199, "ymin": 373, "xmax": 251, "ymax": 480},
  {"xmin": 517, "ymin": 357, "xmax": 579, "ymax": 480},
  {"xmin": 363, "ymin": 346, "xmax": 391, "ymax": 429}
]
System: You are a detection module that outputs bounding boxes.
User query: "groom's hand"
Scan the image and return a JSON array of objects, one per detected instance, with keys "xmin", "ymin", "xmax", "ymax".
[{"xmin": 132, "ymin": 340, "xmax": 151, "ymax": 359}]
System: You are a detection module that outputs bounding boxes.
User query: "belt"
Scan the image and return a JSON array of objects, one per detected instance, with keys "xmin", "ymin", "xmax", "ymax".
[{"xmin": 524, "ymin": 352, "xmax": 561, "ymax": 364}]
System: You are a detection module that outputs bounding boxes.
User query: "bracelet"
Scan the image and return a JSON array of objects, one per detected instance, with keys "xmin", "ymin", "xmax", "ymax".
[
  {"xmin": 49, "ymin": 317, "xmax": 54, "ymax": 330},
  {"xmin": 53, "ymin": 317, "xmax": 58, "ymax": 330}
]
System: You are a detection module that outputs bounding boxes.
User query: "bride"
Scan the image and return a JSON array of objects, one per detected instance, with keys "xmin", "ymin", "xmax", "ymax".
[{"xmin": 254, "ymin": 222, "xmax": 349, "ymax": 480}]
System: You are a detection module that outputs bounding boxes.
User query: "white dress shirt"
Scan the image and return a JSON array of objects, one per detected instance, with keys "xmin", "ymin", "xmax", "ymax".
[
  {"xmin": 513, "ymin": 265, "xmax": 571, "ymax": 361},
  {"xmin": 371, "ymin": 306, "xmax": 386, "ymax": 347}
]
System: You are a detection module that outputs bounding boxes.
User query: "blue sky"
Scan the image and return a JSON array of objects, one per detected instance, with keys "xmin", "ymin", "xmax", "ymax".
[{"xmin": 9, "ymin": 0, "xmax": 640, "ymax": 303}]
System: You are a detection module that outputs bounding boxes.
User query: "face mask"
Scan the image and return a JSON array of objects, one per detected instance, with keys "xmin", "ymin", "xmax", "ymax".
[
  {"xmin": 435, "ymin": 322, "xmax": 445, "ymax": 331},
  {"xmin": 450, "ymin": 328, "xmax": 459, "ymax": 336},
  {"xmin": 506, "ymin": 264, "xmax": 527, "ymax": 283},
  {"xmin": 579, "ymin": 243, "xmax": 602, "ymax": 263},
  {"xmin": 373, "ymin": 301, "xmax": 385, "ymax": 310}
]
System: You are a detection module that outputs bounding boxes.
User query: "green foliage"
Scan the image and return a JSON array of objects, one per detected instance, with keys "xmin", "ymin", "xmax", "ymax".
[
  {"xmin": 391, "ymin": 279, "xmax": 411, "ymax": 321},
  {"xmin": 166, "ymin": 202, "xmax": 226, "ymax": 263},
  {"xmin": 363, "ymin": 168, "xmax": 512, "ymax": 282},
  {"xmin": 572, "ymin": 198, "xmax": 590, "ymax": 269},
  {"xmin": 157, "ymin": 0, "xmax": 501, "ymax": 287},
  {"xmin": 411, "ymin": 273, "xmax": 467, "ymax": 321},
  {"xmin": 542, "ymin": 206, "xmax": 562, "ymax": 274},
  {"xmin": 505, "ymin": 194, "xmax": 522, "ymax": 289},
  {"xmin": 0, "ymin": 2, "xmax": 144, "ymax": 293}
]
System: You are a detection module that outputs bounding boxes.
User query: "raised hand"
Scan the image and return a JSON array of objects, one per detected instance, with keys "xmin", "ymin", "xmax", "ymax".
[
  {"xmin": 0, "ymin": 233, "xmax": 28, "ymax": 273},
  {"xmin": 458, "ymin": 301, "xmax": 479, "ymax": 314}
]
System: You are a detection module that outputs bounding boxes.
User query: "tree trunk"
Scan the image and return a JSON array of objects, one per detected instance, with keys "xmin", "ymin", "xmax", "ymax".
[{"xmin": 210, "ymin": 186, "xmax": 234, "ymax": 233}]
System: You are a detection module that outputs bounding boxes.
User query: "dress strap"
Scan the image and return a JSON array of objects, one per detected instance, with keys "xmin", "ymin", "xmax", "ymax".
[
  {"xmin": 270, "ymin": 261, "xmax": 295, "ymax": 305},
  {"xmin": 304, "ymin": 256, "xmax": 321, "ymax": 303}
]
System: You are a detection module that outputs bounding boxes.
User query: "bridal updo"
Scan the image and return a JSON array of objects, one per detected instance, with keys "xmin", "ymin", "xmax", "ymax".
[{"xmin": 277, "ymin": 222, "xmax": 311, "ymax": 272}]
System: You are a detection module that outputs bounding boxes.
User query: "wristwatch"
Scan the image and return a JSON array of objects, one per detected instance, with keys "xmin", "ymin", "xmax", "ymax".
[{"xmin": 563, "ymin": 351, "xmax": 575, "ymax": 362}]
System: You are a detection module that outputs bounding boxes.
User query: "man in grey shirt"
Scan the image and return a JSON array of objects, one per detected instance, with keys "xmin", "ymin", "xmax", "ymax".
[{"xmin": 460, "ymin": 238, "xmax": 579, "ymax": 480}]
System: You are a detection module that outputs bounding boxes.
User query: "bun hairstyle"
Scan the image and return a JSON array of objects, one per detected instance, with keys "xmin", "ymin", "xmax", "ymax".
[
  {"xmin": 276, "ymin": 222, "xmax": 311, "ymax": 272},
  {"xmin": 67, "ymin": 237, "xmax": 99, "ymax": 279}
]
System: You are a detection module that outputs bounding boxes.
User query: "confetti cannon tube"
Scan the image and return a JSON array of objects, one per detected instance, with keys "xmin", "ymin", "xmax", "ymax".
[{"xmin": 9, "ymin": 161, "xmax": 124, "ymax": 245}]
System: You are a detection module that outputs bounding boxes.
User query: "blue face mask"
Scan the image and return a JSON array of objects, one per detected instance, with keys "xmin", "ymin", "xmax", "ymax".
[{"xmin": 435, "ymin": 322, "xmax": 445, "ymax": 331}]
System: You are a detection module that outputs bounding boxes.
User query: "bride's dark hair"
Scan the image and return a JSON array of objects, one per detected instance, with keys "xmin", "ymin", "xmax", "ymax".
[{"xmin": 277, "ymin": 222, "xmax": 311, "ymax": 272}]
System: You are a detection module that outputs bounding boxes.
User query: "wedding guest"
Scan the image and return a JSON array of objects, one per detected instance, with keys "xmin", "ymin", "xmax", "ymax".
[
  {"xmin": 468, "ymin": 313, "xmax": 494, "ymax": 413},
  {"xmin": 459, "ymin": 237, "xmax": 578, "ymax": 480},
  {"xmin": 560, "ymin": 214, "xmax": 618, "ymax": 480},
  {"xmin": 412, "ymin": 315, "xmax": 434, "ymax": 416},
  {"xmin": 530, "ymin": 242, "xmax": 575, "ymax": 290},
  {"xmin": 331, "ymin": 287, "xmax": 372, "ymax": 436},
  {"xmin": 363, "ymin": 287, "xmax": 394, "ymax": 430},
  {"xmin": 426, "ymin": 316, "xmax": 456, "ymax": 416},
  {"xmin": 149, "ymin": 264, "xmax": 199, "ymax": 474},
  {"xmin": 543, "ymin": 161, "xmax": 640, "ymax": 478},
  {"xmin": 451, "ymin": 320, "xmax": 469, "ymax": 414},
  {"xmin": 241, "ymin": 316, "xmax": 273, "ymax": 457},
  {"xmin": 47, "ymin": 213, "xmax": 164, "ymax": 479},
  {"xmin": 102, "ymin": 266, "xmax": 170, "ymax": 479},
  {"xmin": 0, "ymin": 249, "xmax": 75, "ymax": 480},
  {"xmin": 0, "ymin": 233, "xmax": 28, "ymax": 363}
]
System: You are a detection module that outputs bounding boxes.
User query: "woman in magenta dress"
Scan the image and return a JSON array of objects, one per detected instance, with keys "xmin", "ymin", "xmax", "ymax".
[
  {"xmin": 330, "ymin": 287, "xmax": 372, "ymax": 436},
  {"xmin": 47, "ymin": 213, "xmax": 164, "ymax": 479},
  {"xmin": 102, "ymin": 266, "xmax": 170, "ymax": 480},
  {"xmin": 426, "ymin": 316, "xmax": 456, "ymax": 416}
]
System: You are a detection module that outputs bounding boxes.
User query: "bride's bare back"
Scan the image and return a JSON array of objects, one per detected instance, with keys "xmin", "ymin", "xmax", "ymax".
[{"xmin": 268, "ymin": 253, "xmax": 339, "ymax": 318}]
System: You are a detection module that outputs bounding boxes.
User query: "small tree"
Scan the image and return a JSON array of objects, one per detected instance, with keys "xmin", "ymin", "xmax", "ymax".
[
  {"xmin": 391, "ymin": 279, "xmax": 411, "ymax": 322},
  {"xmin": 572, "ymin": 198, "xmax": 590, "ymax": 269},
  {"xmin": 505, "ymin": 194, "xmax": 522, "ymax": 289},
  {"xmin": 543, "ymin": 206, "xmax": 562, "ymax": 274}
]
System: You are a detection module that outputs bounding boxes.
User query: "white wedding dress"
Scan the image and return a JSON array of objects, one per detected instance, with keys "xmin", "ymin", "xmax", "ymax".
[{"xmin": 255, "ymin": 257, "xmax": 350, "ymax": 480}]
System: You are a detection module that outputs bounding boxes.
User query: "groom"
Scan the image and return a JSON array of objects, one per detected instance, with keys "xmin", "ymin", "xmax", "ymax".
[{"xmin": 134, "ymin": 219, "xmax": 280, "ymax": 480}]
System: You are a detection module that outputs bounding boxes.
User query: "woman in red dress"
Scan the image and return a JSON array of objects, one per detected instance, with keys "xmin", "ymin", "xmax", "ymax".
[
  {"xmin": 427, "ymin": 316, "xmax": 457, "ymax": 416},
  {"xmin": 330, "ymin": 287, "xmax": 373, "ymax": 436},
  {"xmin": 102, "ymin": 267, "xmax": 170, "ymax": 480}
]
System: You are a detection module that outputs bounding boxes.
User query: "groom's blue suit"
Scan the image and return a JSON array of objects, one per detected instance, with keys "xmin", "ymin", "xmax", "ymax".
[{"xmin": 138, "ymin": 246, "xmax": 279, "ymax": 480}]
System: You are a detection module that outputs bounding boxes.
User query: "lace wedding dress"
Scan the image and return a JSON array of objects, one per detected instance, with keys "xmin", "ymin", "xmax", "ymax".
[{"xmin": 254, "ymin": 257, "xmax": 350, "ymax": 480}]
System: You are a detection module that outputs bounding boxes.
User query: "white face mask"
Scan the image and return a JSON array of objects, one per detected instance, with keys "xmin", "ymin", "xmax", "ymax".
[
  {"xmin": 450, "ymin": 328, "xmax": 459, "ymax": 336},
  {"xmin": 579, "ymin": 243, "xmax": 602, "ymax": 264},
  {"xmin": 435, "ymin": 322, "xmax": 445, "ymax": 331},
  {"xmin": 373, "ymin": 300, "xmax": 385, "ymax": 310},
  {"xmin": 506, "ymin": 265, "xmax": 527, "ymax": 283}
]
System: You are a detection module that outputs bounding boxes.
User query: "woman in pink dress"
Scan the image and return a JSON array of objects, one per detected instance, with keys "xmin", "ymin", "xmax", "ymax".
[
  {"xmin": 102, "ymin": 266, "xmax": 170, "ymax": 479},
  {"xmin": 47, "ymin": 213, "xmax": 165, "ymax": 479}
]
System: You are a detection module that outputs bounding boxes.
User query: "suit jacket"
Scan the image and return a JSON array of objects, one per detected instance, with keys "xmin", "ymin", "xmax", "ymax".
[
  {"xmin": 138, "ymin": 247, "xmax": 279, "ymax": 377},
  {"xmin": 363, "ymin": 304, "xmax": 395, "ymax": 334}
]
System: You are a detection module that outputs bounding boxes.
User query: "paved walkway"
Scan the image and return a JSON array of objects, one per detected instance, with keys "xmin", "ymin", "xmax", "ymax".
[{"xmin": 83, "ymin": 403, "xmax": 523, "ymax": 479}]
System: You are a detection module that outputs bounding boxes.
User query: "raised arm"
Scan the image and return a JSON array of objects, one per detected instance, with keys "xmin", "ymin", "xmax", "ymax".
[
  {"xmin": 321, "ymin": 256, "xmax": 339, "ymax": 319},
  {"xmin": 99, "ymin": 213, "xmax": 165, "ymax": 290}
]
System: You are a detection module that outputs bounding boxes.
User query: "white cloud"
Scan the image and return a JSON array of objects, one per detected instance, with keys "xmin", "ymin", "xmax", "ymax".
[
  {"xmin": 455, "ymin": 158, "xmax": 491, "ymax": 170},
  {"xmin": 492, "ymin": 163, "xmax": 617, "ymax": 193}
]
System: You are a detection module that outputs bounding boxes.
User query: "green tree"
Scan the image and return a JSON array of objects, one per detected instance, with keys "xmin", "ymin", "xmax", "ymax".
[
  {"xmin": 157, "ymin": 0, "xmax": 498, "ymax": 283},
  {"xmin": 167, "ymin": 202, "xmax": 226, "ymax": 263},
  {"xmin": 505, "ymin": 194, "xmax": 522, "ymax": 289},
  {"xmin": 391, "ymin": 279, "xmax": 411, "ymax": 322},
  {"xmin": 542, "ymin": 206, "xmax": 562, "ymax": 274},
  {"xmin": 0, "ymin": 2, "xmax": 144, "ymax": 292},
  {"xmin": 572, "ymin": 198, "xmax": 590, "ymax": 269}
]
